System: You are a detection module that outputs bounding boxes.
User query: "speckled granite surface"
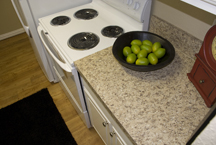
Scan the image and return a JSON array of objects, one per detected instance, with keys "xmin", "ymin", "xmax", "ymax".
[{"xmin": 74, "ymin": 16, "xmax": 210, "ymax": 145}]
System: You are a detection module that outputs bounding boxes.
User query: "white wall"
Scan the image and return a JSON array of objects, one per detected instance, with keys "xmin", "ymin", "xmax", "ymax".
[{"xmin": 151, "ymin": 0, "xmax": 212, "ymax": 41}]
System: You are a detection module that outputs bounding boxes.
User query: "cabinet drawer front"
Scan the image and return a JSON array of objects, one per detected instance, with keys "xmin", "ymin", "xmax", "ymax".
[{"xmin": 194, "ymin": 65, "xmax": 215, "ymax": 97}]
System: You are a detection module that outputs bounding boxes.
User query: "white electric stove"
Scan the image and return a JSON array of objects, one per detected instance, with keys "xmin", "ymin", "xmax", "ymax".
[{"xmin": 37, "ymin": 0, "xmax": 152, "ymax": 128}]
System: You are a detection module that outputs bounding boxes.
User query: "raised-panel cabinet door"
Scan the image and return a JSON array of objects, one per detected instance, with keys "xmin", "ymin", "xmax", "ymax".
[
  {"xmin": 111, "ymin": 126, "xmax": 127, "ymax": 145},
  {"xmin": 116, "ymin": 137, "xmax": 125, "ymax": 145},
  {"xmin": 87, "ymin": 97, "xmax": 111, "ymax": 145}
]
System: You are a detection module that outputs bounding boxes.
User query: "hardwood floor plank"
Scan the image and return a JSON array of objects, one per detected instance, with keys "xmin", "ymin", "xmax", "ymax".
[{"xmin": 0, "ymin": 33, "xmax": 104, "ymax": 145}]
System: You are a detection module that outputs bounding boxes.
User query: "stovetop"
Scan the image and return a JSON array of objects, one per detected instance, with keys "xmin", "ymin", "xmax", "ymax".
[{"xmin": 39, "ymin": 0, "xmax": 143, "ymax": 65}]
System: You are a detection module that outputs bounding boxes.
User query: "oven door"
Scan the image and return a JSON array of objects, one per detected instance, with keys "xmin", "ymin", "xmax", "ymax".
[{"xmin": 37, "ymin": 25, "xmax": 91, "ymax": 128}]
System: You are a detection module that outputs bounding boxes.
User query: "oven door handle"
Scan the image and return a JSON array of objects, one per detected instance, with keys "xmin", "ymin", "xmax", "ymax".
[{"xmin": 37, "ymin": 25, "xmax": 71, "ymax": 72}]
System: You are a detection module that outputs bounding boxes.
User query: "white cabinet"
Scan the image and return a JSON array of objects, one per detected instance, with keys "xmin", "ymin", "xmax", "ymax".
[
  {"xmin": 82, "ymin": 78, "xmax": 133, "ymax": 145},
  {"xmin": 111, "ymin": 126, "xmax": 127, "ymax": 145},
  {"xmin": 88, "ymin": 97, "xmax": 112, "ymax": 145}
]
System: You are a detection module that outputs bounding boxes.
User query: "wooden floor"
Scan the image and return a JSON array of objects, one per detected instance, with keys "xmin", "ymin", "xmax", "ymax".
[{"xmin": 0, "ymin": 33, "xmax": 104, "ymax": 145}]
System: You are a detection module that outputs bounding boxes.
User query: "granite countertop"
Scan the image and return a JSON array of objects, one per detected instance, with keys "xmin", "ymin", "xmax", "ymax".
[{"xmin": 74, "ymin": 16, "xmax": 210, "ymax": 145}]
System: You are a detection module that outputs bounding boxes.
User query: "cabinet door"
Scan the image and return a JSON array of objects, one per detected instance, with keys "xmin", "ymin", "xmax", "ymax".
[
  {"xmin": 110, "ymin": 127, "xmax": 127, "ymax": 145},
  {"xmin": 82, "ymin": 78, "xmax": 133, "ymax": 145},
  {"xmin": 85, "ymin": 89, "xmax": 111, "ymax": 145}
]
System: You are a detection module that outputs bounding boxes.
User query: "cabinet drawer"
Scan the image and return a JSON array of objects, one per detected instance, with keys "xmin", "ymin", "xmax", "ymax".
[{"xmin": 194, "ymin": 65, "xmax": 215, "ymax": 97}]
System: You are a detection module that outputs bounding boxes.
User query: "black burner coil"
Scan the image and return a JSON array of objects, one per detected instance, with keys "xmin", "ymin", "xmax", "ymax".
[
  {"xmin": 68, "ymin": 32, "xmax": 99, "ymax": 50},
  {"xmin": 74, "ymin": 9, "xmax": 98, "ymax": 20},
  {"xmin": 101, "ymin": 26, "xmax": 124, "ymax": 38},
  {"xmin": 51, "ymin": 16, "xmax": 70, "ymax": 26}
]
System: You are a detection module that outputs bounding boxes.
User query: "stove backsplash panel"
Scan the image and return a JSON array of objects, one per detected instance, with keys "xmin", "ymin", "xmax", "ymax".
[{"xmin": 102, "ymin": 0, "xmax": 152, "ymax": 23}]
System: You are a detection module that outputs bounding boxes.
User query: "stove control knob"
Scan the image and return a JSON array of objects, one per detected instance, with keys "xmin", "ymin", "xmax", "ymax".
[
  {"xmin": 133, "ymin": 2, "xmax": 140, "ymax": 10},
  {"xmin": 127, "ymin": 0, "xmax": 133, "ymax": 5}
]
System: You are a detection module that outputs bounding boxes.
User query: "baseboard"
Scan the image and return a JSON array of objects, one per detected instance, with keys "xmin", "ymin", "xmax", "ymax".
[
  {"xmin": 0, "ymin": 28, "xmax": 25, "ymax": 41},
  {"xmin": 152, "ymin": 1, "xmax": 211, "ymax": 41}
]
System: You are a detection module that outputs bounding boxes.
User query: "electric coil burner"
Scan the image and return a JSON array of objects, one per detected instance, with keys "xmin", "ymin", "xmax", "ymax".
[
  {"xmin": 74, "ymin": 9, "xmax": 98, "ymax": 20},
  {"xmin": 101, "ymin": 26, "xmax": 124, "ymax": 38},
  {"xmin": 68, "ymin": 32, "xmax": 99, "ymax": 50},
  {"xmin": 51, "ymin": 16, "xmax": 71, "ymax": 26}
]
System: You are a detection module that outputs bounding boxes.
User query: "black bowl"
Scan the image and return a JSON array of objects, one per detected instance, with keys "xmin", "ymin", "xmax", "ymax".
[{"xmin": 112, "ymin": 31, "xmax": 175, "ymax": 72}]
